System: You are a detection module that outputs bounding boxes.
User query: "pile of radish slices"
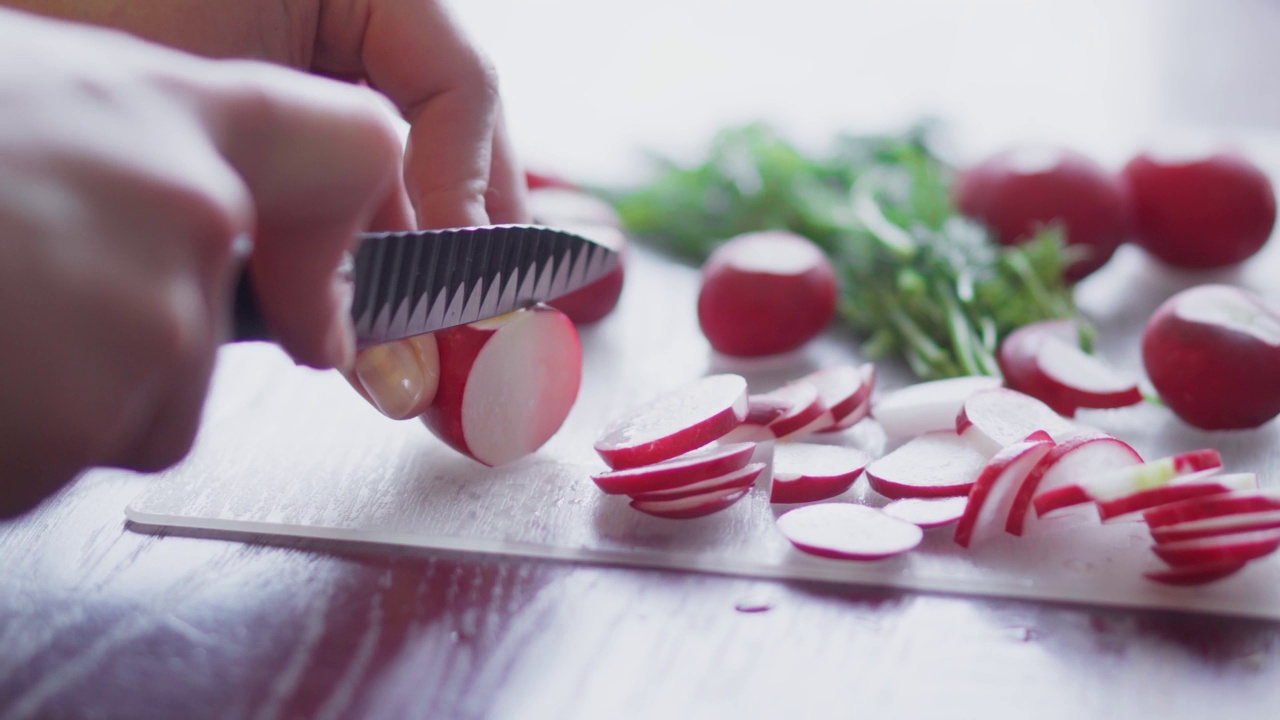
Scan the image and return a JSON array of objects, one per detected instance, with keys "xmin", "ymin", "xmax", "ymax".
[{"xmin": 588, "ymin": 364, "xmax": 1278, "ymax": 586}]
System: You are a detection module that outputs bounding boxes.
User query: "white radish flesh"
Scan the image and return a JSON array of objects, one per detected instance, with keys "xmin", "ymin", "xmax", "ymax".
[
  {"xmin": 953, "ymin": 433, "xmax": 1055, "ymax": 548},
  {"xmin": 776, "ymin": 504, "xmax": 924, "ymax": 561},
  {"xmin": 957, "ymin": 388, "xmax": 1078, "ymax": 458},
  {"xmin": 1032, "ymin": 448, "xmax": 1223, "ymax": 517},
  {"xmin": 591, "ymin": 442, "xmax": 757, "ymax": 495},
  {"xmin": 760, "ymin": 381, "xmax": 826, "ymax": 439},
  {"xmin": 1005, "ymin": 433, "xmax": 1143, "ymax": 535},
  {"xmin": 628, "ymin": 462, "xmax": 766, "ymax": 502},
  {"xmin": 629, "ymin": 485, "xmax": 751, "ymax": 520},
  {"xmin": 770, "ymin": 444, "xmax": 870, "ymax": 504},
  {"xmin": 595, "ymin": 374, "xmax": 749, "ymax": 469},
  {"xmin": 883, "ymin": 497, "xmax": 969, "ymax": 528},
  {"xmin": 872, "ymin": 375, "xmax": 1003, "ymax": 440},
  {"xmin": 998, "ymin": 319, "xmax": 1142, "ymax": 417},
  {"xmin": 865, "ymin": 431, "xmax": 987, "ymax": 500}
]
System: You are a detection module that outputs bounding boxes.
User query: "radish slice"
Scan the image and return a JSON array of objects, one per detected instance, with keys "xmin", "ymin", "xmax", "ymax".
[
  {"xmin": 591, "ymin": 442, "xmax": 757, "ymax": 495},
  {"xmin": 761, "ymin": 381, "xmax": 827, "ymax": 439},
  {"xmin": 1150, "ymin": 508, "xmax": 1280, "ymax": 544},
  {"xmin": 953, "ymin": 433, "xmax": 1055, "ymax": 548},
  {"xmin": 883, "ymin": 496, "xmax": 969, "ymax": 528},
  {"xmin": 1005, "ymin": 433, "xmax": 1143, "ymax": 535},
  {"xmin": 1144, "ymin": 488, "xmax": 1280, "ymax": 528},
  {"xmin": 818, "ymin": 364, "xmax": 877, "ymax": 433},
  {"xmin": 776, "ymin": 504, "xmax": 924, "ymax": 560},
  {"xmin": 1144, "ymin": 561, "xmax": 1248, "ymax": 586},
  {"xmin": 1151, "ymin": 529, "xmax": 1280, "ymax": 567},
  {"xmin": 957, "ymin": 388, "xmax": 1078, "ymax": 457},
  {"xmin": 864, "ymin": 431, "xmax": 987, "ymax": 500},
  {"xmin": 798, "ymin": 364, "xmax": 870, "ymax": 433},
  {"xmin": 718, "ymin": 394, "xmax": 794, "ymax": 443},
  {"xmin": 595, "ymin": 374, "xmax": 749, "ymax": 469},
  {"xmin": 420, "ymin": 305, "xmax": 582, "ymax": 467},
  {"xmin": 629, "ymin": 462, "xmax": 766, "ymax": 502},
  {"xmin": 1032, "ymin": 448, "xmax": 1224, "ymax": 517},
  {"xmin": 1096, "ymin": 470, "xmax": 1256, "ymax": 521},
  {"xmin": 872, "ymin": 375, "xmax": 1003, "ymax": 440},
  {"xmin": 629, "ymin": 485, "xmax": 751, "ymax": 520},
  {"xmin": 998, "ymin": 319, "xmax": 1142, "ymax": 417},
  {"xmin": 769, "ymin": 444, "xmax": 870, "ymax": 504}
]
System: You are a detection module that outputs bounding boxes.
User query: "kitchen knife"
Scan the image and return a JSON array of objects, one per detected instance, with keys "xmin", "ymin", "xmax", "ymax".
[{"xmin": 233, "ymin": 224, "xmax": 621, "ymax": 347}]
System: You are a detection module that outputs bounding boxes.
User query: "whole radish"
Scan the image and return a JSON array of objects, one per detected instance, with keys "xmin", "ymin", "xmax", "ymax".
[
  {"xmin": 1122, "ymin": 150, "xmax": 1276, "ymax": 269},
  {"xmin": 697, "ymin": 230, "xmax": 838, "ymax": 357},
  {"xmin": 954, "ymin": 146, "xmax": 1129, "ymax": 281},
  {"xmin": 1142, "ymin": 284, "xmax": 1280, "ymax": 429}
]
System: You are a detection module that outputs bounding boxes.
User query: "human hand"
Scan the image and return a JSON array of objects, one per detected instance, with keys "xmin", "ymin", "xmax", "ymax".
[
  {"xmin": 0, "ymin": 7, "xmax": 404, "ymax": 516},
  {"xmin": 10, "ymin": 0, "xmax": 531, "ymax": 420}
]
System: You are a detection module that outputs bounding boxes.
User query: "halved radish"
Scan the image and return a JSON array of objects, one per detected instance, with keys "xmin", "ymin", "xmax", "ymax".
[
  {"xmin": 591, "ymin": 442, "xmax": 757, "ymax": 495},
  {"xmin": 883, "ymin": 496, "xmax": 969, "ymax": 528},
  {"xmin": 1143, "ymin": 561, "xmax": 1248, "ymax": 586},
  {"xmin": 872, "ymin": 375, "xmax": 1003, "ymax": 440},
  {"xmin": 1151, "ymin": 528, "xmax": 1280, "ymax": 567},
  {"xmin": 697, "ymin": 230, "xmax": 838, "ymax": 357},
  {"xmin": 1150, "ymin": 508, "xmax": 1280, "ymax": 544},
  {"xmin": 595, "ymin": 374, "xmax": 749, "ymax": 469},
  {"xmin": 420, "ymin": 305, "xmax": 582, "ymax": 467},
  {"xmin": 1032, "ymin": 448, "xmax": 1224, "ymax": 517},
  {"xmin": 864, "ymin": 431, "xmax": 987, "ymax": 500},
  {"xmin": 954, "ymin": 432, "xmax": 1055, "ymax": 548},
  {"xmin": 1144, "ymin": 487, "xmax": 1280, "ymax": 528},
  {"xmin": 1096, "ymin": 469, "xmax": 1256, "ymax": 521},
  {"xmin": 758, "ymin": 381, "xmax": 827, "ymax": 439},
  {"xmin": 998, "ymin": 319, "xmax": 1142, "ymax": 417},
  {"xmin": 776, "ymin": 504, "xmax": 924, "ymax": 560},
  {"xmin": 628, "ymin": 462, "xmax": 766, "ymax": 502},
  {"xmin": 957, "ymin": 388, "xmax": 1078, "ymax": 458},
  {"xmin": 769, "ymin": 444, "xmax": 871, "ymax": 504},
  {"xmin": 630, "ymin": 485, "xmax": 751, "ymax": 520},
  {"xmin": 1005, "ymin": 433, "xmax": 1142, "ymax": 535}
]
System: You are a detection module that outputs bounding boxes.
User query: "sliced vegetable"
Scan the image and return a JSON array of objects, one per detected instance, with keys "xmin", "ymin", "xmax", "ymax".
[
  {"xmin": 1096, "ymin": 470, "xmax": 1256, "ymax": 521},
  {"xmin": 769, "ymin": 444, "xmax": 870, "ymax": 504},
  {"xmin": 1005, "ymin": 433, "xmax": 1142, "ymax": 535},
  {"xmin": 1032, "ymin": 449, "xmax": 1223, "ymax": 517},
  {"xmin": 630, "ymin": 485, "xmax": 751, "ymax": 520},
  {"xmin": 595, "ymin": 374, "xmax": 749, "ymax": 469},
  {"xmin": 864, "ymin": 431, "xmax": 987, "ymax": 500},
  {"xmin": 1143, "ymin": 561, "xmax": 1248, "ymax": 587},
  {"xmin": 629, "ymin": 462, "xmax": 766, "ymax": 502},
  {"xmin": 777, "ymin": 503, "xmax": 924, "ymax": 560},
  {"xmin": 590, "ymin": 442, "xmax": 757, "ymax": 495},
  {"xmin": 956, "ymin": 387, "xmax": 1078, "ymax": 458},
  {"xmin": 953, "ymin": 432, "xmax": 1055, "ymax": 548},
  {"xmin": 1151, "ymin": 529, "xmax": 1280, "ymax": 568},
  {"xmin": 883, "ymin": 496, "xmax": 969, "ymax": 528},
  {"xmin": 871, "ymin": 375, "xmax": 1003, "ymax": 439},
  {"xmin": 1144, "ymin": 487, "xmax": 1280, "ymax": 528},
  {"xmin": 998, "ymin": 319, "xmax": 1141, "ymax": 417}
]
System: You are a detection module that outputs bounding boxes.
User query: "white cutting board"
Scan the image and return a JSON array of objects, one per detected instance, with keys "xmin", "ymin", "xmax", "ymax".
[{"xmin": 126, "ymin": 242, "xmax": 1280, "ymax": 620}]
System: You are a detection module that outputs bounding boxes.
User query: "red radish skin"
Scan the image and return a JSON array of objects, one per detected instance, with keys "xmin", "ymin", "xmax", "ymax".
[
  {"xmin": 697, "ymin": 231, "xmax": 838, "ymax": 357},
  {"xmin": 1144, "ymin": 488, "xmax": 1280, "ymax": 528},
  {"xmin": 1122, "ymin": 150, "xmax": 1276, "ymax": 269},
  {"xmin": 864, "ymin": 431, "xmax": 987, "ymax": 500},
  {"xmin": 1144, "ymin": 561, "xmax": 1248, "ymax": 587},
  {"xmin": 591, "ymin": 442, "xmax": 757, "ymax": 495},
  {"xmin": 776, "ymin": 504, "xmax": 924, "ymax": 561},
  {"xmin": 718, "ymin": 394, "xmax": 794, "ymax": 443},
  {"xmin": 769, "ymin": 444, "xmax": 871, "ymax": 504},
  {"xmin": 883, "ymin": 497, "xmax": 969, "ymax": 529},
  {"xmin": 758, "ymin": 381, "xmax": 827, "ymax": 439},
  {"xmin": 998, "ymin": 319, "xmax": 1142, "ymax": 417},
  {"xmin": 420, "ymin": 305, "xmax": 581, "ymax": 467},
  {"xmin": 872, "ymin": 375, "xmax": 1003, "ymax": 440},
  {"xmin": 955, "ymin": 146, "xmax": 1129, "ymax": 281},
  {"xmin": 1005, "ymin": 433, "xmax": 1142, "ymax": 535},
  {"xmin": 630, "ymin": 485, "xmax": 751, "ymax": 520},
  {"xmin": 954, "ymin": 433, "xmax": 1055, "ymax": 548},
  {"xmin": 1096, "ymin": 470, "xmax": 1257, "ymax": 521},
  {"xmin": 628, "ymin": 462, "xmax": 766, "ymax": 502},
  {"xmin": 595, "ymin": 374, "xmax": 749, "ymax": 469},
  {"xmin": 817, "ymin": 364, "xmax": 877, "ymax": 433},
  {"xmin": 525, "ymin": 169, "xmax": 577, "ymax": 191},
  {"xmin": 799, "ymin": 365, "xmax": 868, "ymax": 432},
  {"xmin": 1151, "ymin": 529, "xmax": 1280, "ymax": 567},
  {"xmin": 1150, "ymin": 509, "xmax": 1280, "ymax": 545},
  {"xmin": 1142, "ymin": 285, "xmax": 1280, "ymax": 430},
  {"xmin": 956, "ymin": 388, "xmax": 1078, "ymax": 458},
  {"xmin": 1032, "ymin": 448, "xmax": 1223, "ymax": 517}
]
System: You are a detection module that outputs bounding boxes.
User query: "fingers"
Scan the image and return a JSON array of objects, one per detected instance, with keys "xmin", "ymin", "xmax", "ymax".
[{"xmin": 484, "ymin": 105, "xmax": 530, "ymax": 225}]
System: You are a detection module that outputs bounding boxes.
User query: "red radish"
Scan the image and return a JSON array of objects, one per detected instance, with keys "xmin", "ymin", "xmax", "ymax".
[
  {"xmin": 1005, "ymin": 433, "xmax": 1142, "ymax": 535},
  {"xmin": 798, "ymin": 364, "xmax": 870, "ymax": 433},
  {"xmin": 872, "ymin": 375, "xmax": 1003, "ymax": 439},
  {"xmin": 1144, "ymin": 487, "xmax": 1280, "ymax": 528},
  {"xmin": 883, "ymin": 496, "xmax": 969, "ymax": 528},
  {"xmin": 630, "ymin": 485, "xmax": 751, "ymax": 520},
  {"xmin": 769, "ymin": 444, "xmax": 871, "ymax": 504},
  {"xmin": 954, "ymin": 433, "xmax": 1055, "ymax": 548},
  {"xmin": 757, "ymin": 381, "xmax": 826, "ymax": 439},
  {"xmin": 718, "ymin": 394, "xmax": 793, "ymax": 443},
  {"xmin": 595, "ymin": 374, "xmax": 749, "ymax": 469},
  {"xmin": 776, "ymin": 504, "xmax": 924, "ymax": 560},
  {"xmin": 1096, "ymin": 469, "xmax": 1256, "ymax": 521},
  {"xmin": 420, "ymin": 305, "xmax": 581, "ymax": 467},
  {"xmin": 1151, "ymin": 529, "xmax": 1280, "ymax": 567},
  {"xmin": 697, "ymin": 230, "xmax": 838, "ymax": 357},
  {"xmin": 998, "ymin": 319, "xmax": 1142, "ymax": 417},
  {"xmin": 1144, "ymin": 561, "xmax": 1248, "ymax": 586},
  {"xmin": 590, "ymin": 442, "xmax": 757, "ymax": 495},
  {"xmin": 1122, "ymin": 150, "xmax": 1276, "ymax": 269},
  {"xmin": 525, "ymin": 169, "xmax": 577, "ymax": 191},
  {"xmin": 864, "ymin": 431, "xmax": 987, "ymax": 500},
  {"xmin": 955, "ymin": 146, "xmax": 1129, "ymax": 281},
  {"xmin": 956, "ymin": 387, "xmax": 1077, "ymax": 457},
  {"xmin": 1150, "ymin": 509, "xmax": 1280, "ymax": 545},
  {"xmin": 527, "ymin": 187, "xmax": 622, "ymax": 229},
  {"xmin": 542, "ymin": 223, "xmax": 628, "ymax": 325},
  {"xmin": 1032, "ymin": 448, "xmax": 1224, "ymax": 517},
  {"xmin": 1142, "ymin": 285, "xmax": 1280, "ymax": 430},
  {"xmin": 819, "ymin": 364, "xmax": 877, "ymax": 432},
  {"xmin": 629, "ymin": 462, "xmax": 766, "ymax": 502}
]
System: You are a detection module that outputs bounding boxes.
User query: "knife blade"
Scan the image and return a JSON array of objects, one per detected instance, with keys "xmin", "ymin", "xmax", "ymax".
[{"xmin": 232, "ymin": 224, "xmax": 621, "ymax": 347}]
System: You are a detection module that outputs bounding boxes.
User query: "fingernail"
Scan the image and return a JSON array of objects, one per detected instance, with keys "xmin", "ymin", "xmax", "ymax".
[
  {"xmin": 354, "ymin": 341, "xmax": 426, "ymax": 419},
  {"xmin": 325, "ymin": 277, "xmax": 356, "ymax": 370}
]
